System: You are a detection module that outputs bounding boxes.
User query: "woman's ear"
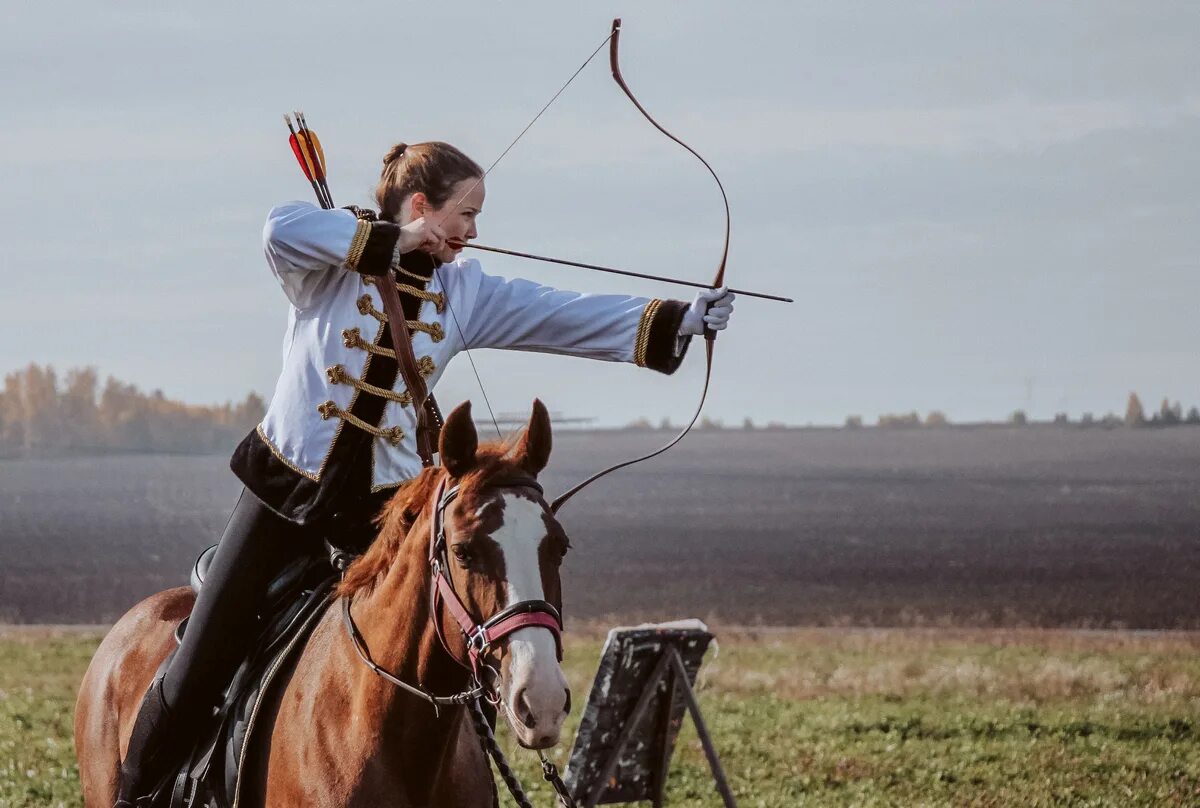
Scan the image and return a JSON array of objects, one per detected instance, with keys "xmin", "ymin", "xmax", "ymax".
[{"xmin": 410, "ymin": 191, "xmax": 430, "ymax": 218}]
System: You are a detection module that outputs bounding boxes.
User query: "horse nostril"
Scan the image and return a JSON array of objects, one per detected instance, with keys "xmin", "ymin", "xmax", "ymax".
[
  {"xmin": 516, "ymin": 687, "xmax": 537, "ymax": 729},
  {"xmin": 563, "ymin": 688, "xmax": 572, "ymax": 715}
]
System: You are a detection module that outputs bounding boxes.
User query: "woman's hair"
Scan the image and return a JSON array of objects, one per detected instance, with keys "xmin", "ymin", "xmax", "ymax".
[{"xmin": 375, "ymin": 141, "xmax": 484, "ymax": 221}]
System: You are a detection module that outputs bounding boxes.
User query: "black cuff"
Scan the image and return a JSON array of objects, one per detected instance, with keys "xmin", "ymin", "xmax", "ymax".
[
  {"xmin": 634, "ymin": 299, "xmax": 690, "ymax": 375},
  {"xmin": 344, "ymin": 220, "xmax": 402, "ymax": 277}
]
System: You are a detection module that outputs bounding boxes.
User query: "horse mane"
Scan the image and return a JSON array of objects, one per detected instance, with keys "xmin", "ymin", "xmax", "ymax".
[{"xmin": 335, "ymin": 441, "xmax": 523, "ymax": 598}]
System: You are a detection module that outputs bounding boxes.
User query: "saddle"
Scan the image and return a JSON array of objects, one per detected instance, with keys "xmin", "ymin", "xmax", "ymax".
[{"xmin": 158, "ymin": 544, "xmax": 338, "ymax": 808}]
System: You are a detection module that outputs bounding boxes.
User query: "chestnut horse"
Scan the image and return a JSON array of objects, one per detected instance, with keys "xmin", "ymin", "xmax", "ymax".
[{"xmin": 75, "ymin": 400, "xmax": 572, "ymax": 807}]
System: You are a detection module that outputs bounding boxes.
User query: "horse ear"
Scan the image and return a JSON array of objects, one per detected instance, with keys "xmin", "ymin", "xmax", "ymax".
[
  {"xmin": 514, "ymin": 398, "xmax": 552, "ymax": 476},
  {"xmin": 440, "ymin": 401, "xmax": 478, "ymax": 477}
]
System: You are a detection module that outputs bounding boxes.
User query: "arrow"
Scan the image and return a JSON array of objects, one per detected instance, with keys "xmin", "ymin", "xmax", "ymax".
[
  {"xmin": 285, "ymin": 112, "xmax": 332, "ymax": 208},
  {"xmin": 448, "ymin": 240, "xmax": 792, "ymax": 303}
]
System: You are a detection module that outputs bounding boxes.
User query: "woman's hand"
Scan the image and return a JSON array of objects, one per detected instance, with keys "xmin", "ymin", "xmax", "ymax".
[
  {"xmin": 397, "ymin": 217, "xmax": 448, "ymax": 255},
  {"xmin": 679, "ymin": 287, "xmax": 736, "ymax": 336}
]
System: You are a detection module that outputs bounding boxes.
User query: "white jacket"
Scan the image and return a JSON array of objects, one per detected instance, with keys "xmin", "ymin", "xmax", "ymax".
[{"xmin": 249, "ymin": 201, "xmax": 688, "ymax": 496}]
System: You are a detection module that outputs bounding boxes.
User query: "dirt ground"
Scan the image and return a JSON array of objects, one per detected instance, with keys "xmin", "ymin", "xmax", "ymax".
[{"xmin": 2, "ymin": 425, "xmax": 1198, "ymax": 627}]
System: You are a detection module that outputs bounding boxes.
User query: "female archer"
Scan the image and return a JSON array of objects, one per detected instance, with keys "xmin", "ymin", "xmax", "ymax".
[{"xmin": 113, "ymin": 140, "xmax": 735, "ymax": 805}]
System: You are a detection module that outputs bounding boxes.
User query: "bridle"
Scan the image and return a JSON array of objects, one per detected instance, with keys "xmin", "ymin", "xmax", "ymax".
[
  {"xmin": 335, "ymin": 473, "xmax": 564, "ymax": 713},
  {"xmin": 336, "ymin": 473, "xmax": 577, "ymax": 806},
  {"xmin": 428, "ymin": 475, "xmax": 564, "ymax": 680}
]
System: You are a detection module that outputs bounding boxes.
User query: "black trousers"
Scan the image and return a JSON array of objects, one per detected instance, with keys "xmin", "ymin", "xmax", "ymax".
[{"xmin": 160, "ymin": 488, "xmax": 322, "ymax": 714}]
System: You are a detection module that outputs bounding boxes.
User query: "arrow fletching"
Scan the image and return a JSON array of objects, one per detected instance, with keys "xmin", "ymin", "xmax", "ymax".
[
  {"xmin": 295, "ymin": 112, "xmax": 327, "ymax": 181},
  {"xmin": 288, "ymin": 133, "xmax": 315, "ymax": 181},
  {"xmin": 306, "ymin": 128, "xmax": 327, "ymax": 181},
  {"xmin": 284, "ymin": 113, "xmax": 332, "ymax": 208}
]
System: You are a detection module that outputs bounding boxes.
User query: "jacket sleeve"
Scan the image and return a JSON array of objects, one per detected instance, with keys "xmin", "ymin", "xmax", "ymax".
[
  {"xmin": 262, "ymin": 201, "xmax": 402, "ymax": 309},
  {"xmin": 461, "ymin": 268, "xmax": 691, "ymax": 375}
]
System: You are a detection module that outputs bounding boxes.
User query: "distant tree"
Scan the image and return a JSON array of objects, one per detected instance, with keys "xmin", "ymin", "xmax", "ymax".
[
  {"xmin": 1081, "ymin": 412, "xmax": 1095, "ymax": 426},
  {"xmin": 1125, "ymin": 393, "xmax": 1145, "ymax": 427},
  {"xmin": 699, "ymin": 416, "xmax": 723, "ymax": 430},
  {"xmin": 0, "ymin": 363, "xmax": 266, "ymax": 457},
  {"xmin": 61, "ymin": 367, "xmax": 101, "ymax": 449},
  {"xmin": 658, "ymin": 417, "xmax": 673, "ymax": 431},
  {"xmin": 624, "ymin": 417, "xmax": 653, "ymax": 430},
  {"xmin": 878, "ymin": 411, "xmax": 921, "ymax": 429},
  {"xmin": 844, "ymin": 415, "xmax": 863, "ymax": 429},
  {"xmin": 1009, "ymin": 410, "xmax": 1028, "ymax": 426},
  {"xmin": 1187, "ymin": 407, "xmax": 1200, "ymax": 425},
  {"xmin": 1053, "ymin": 413, "xmax": 1069, "ymax": 425},
  {"xmin": 12, "ymin": 364, "xmax": 64, "ymax": 454},
  {"xmin": 1159, "ymin": 399, "xmax": 1183, "ymax": 425},
  {"xmin": 235, "ymin": 392, "xmax": 266, "ymax": 425},
  {"xmin": 924, "ymin": 411, "xmax": 949, "ymax": 428},
  {"xmin": 742, "ymin": 417, "xmax": 755, "ymax": 431}
]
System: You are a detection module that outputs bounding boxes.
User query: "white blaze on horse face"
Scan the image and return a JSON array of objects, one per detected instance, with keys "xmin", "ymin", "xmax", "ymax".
[{"xmin": 493, "ymin": 493, "xmax": 568, "ymax": 746}]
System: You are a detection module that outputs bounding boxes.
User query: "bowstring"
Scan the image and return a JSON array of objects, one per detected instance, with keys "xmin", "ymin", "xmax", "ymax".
[{"xmin": 430, "ymin": 28, "xmax": 616, "ymax": 442}]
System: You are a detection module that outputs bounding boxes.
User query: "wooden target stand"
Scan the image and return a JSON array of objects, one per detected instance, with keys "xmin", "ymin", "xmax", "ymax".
[{"xmin": 562, "ymin": 621, "xmax": 736, "ymax": 807}]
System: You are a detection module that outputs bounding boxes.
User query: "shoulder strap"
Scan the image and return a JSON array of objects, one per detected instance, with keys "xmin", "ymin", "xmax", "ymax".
[{"xmin": 376, "ymin": 275, "xmax": 440, "ymax": 466}]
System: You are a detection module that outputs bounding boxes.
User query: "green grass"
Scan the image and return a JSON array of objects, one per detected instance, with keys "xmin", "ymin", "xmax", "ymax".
[{"xmin": 2, "ymin": 626, "xmax": 1198, "ymax": 806}]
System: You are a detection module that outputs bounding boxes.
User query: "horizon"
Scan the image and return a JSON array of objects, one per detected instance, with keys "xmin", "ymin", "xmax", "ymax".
[{"xmin": 1, "ymin": 360, "xmax": 1191, "ymax": 435}]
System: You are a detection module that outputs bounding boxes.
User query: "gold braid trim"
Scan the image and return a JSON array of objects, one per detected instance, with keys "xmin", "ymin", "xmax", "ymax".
[
  {"xmin": 317, "ymin": 400, "xmax": 405, "ymax": 446},
  {"xmin": 255, "ymin": 423, "xmax": 319, "ymax": 481},
  {"xmin": 356, "ymin": 295, "xmax": 445, "ymax": 342},
  {"xmin": 344, "ymin": 220, "xmax": 372, "ymax": 271},
  {"xmin": 408, "ymin": 320, "xmax": 444, "ymax": 341},
  {"xmin": 398, "ymin": 266, "xmax": 433, "ymax": 283},
  {"xmin": 362, "ymin": 277, "xmax": 446, "ymax": 313},
  {"xmin": 633, "ymin": 299, "xmax": 663, "ymax": 367},
  {"xmin": 341, "ymin": 327, "xmax": 436, "ymax": 374},
  {"xmin": 326, "ymin": 364, "xmax": 412, "ymax": 406}
]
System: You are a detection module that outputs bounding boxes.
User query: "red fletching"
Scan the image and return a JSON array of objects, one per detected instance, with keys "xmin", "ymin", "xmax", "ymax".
[{"xmin": 288, "ymin": 134, "xmax": 314, "ymax": 181}]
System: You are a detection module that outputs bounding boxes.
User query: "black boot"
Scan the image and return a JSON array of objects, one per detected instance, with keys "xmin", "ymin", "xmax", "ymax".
[{"xmin": 114, "ymin": 676, "xmax": 177, "ymax": 808}]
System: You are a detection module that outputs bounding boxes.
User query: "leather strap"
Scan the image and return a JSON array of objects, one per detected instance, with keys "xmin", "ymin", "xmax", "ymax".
[{"xmin": 376, "ymin": 274, "xmax": 440, "ymax": 466}]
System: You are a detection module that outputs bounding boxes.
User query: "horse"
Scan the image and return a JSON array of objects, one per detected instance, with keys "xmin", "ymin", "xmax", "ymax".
[{"xmin": 75, "ymin": 399, "xmax": 572, "ymax": 807}]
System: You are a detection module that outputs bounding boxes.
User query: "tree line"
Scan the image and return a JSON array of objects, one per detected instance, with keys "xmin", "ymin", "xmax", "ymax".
[
  {"xmin": 850, "ymin": 392, "xmax": 1200, "ymax": 430},
  {"xmin": 0, "ymin": 364, "xmax": 265, "ymax": 458}
]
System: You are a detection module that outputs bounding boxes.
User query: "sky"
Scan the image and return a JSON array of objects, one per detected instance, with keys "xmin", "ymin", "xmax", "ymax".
[{"xmin": 3, "ymin": 2, "xmax": 1197, "ymax": 427}]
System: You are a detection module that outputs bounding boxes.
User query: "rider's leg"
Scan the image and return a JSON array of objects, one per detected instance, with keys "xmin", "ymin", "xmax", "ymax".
[{"xmin": 115, "ymin": 488, "xmax": 318, "ymax": 805}]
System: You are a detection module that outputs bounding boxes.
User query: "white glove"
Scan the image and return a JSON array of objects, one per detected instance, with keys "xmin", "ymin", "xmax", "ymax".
[{"xmin": 679, "ymin": 287, "xmax": 736, "ymax": 336}]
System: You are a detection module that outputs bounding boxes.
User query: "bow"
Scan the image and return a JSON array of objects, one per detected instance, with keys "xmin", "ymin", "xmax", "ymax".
[
  {"xmin": 425, "ymin": 18, "xmax": 776, "ymax": 510},
  {"xmin": 547, "ymin": 18, "xmax": 738, "ymax": 512}
]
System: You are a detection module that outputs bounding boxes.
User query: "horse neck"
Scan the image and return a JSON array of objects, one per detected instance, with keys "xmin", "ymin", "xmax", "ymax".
[{"xmin": 345, "ymin": 507, "xmax": 471, "ymax": 761}]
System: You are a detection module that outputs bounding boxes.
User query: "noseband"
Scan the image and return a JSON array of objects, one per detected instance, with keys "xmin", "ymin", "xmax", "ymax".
[{"xmin": 336, "ymin": 474, "xmax": 564, "ymax": 711}]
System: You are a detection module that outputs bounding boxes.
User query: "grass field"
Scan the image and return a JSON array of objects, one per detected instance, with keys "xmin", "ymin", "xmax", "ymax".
[{"xmin": 2, "ymin": 625, "xmax": 1197, "ymax": 807}]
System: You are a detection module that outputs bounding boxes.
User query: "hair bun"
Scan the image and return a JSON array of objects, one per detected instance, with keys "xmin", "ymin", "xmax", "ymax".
[{"xmin": 383, "ymin": 142, "xmax": 409, "ymax": 164}]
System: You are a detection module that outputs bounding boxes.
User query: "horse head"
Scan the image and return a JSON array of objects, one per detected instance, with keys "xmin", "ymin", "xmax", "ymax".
[{"xmin": 435, "ymin": 398, "xmax": 571, "ymax": 748}]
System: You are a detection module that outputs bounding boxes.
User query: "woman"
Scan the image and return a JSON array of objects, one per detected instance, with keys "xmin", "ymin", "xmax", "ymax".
[{"xmin": 114, "ymin": 140, "xmax": 735, "ymax": 805}]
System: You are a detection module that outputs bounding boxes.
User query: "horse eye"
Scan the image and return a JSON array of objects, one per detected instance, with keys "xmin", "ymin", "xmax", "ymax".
[{"xmin": 452, "ymin": 544, "xmax": 473, "ymax": 564}]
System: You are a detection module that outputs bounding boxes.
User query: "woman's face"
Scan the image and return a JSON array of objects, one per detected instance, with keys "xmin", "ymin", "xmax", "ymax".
[{"xmin": 410, "ymin": 177, "xmax": 485, "ymax": 264}]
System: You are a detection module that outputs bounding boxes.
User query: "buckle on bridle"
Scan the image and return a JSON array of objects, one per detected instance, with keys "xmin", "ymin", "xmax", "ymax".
[{"xmin": 467, "ymin": 625, "xmax": 490, "ymax": 655}]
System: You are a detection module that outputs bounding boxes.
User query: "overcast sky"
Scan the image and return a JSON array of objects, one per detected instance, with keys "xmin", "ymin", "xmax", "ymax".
[{"xmin": 3, "ymin": 2, "xmax": 1197, "ymax": 427}]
